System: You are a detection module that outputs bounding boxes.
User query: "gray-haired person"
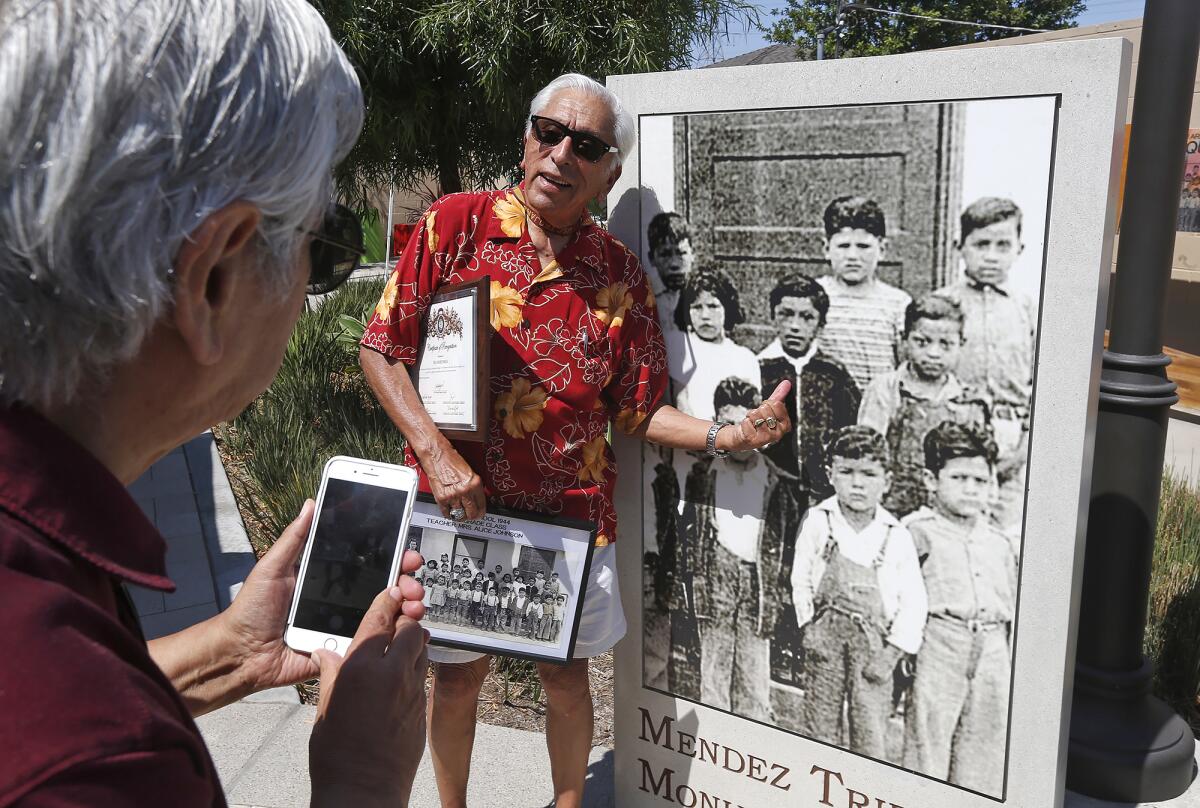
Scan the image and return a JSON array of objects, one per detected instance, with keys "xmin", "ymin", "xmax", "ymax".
[
  {"xmin": 0, "ymin": 2, "xmax": 429, "ymax": 805},
  {"xmin": 360, "ymin": 72, "xmax": 793, "ymax": 808}
]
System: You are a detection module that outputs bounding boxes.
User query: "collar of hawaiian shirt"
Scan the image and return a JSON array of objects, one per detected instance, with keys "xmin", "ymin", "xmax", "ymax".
[{"xmin": 483, "ymin": 183, "xmax": 597, "ymax": 284}]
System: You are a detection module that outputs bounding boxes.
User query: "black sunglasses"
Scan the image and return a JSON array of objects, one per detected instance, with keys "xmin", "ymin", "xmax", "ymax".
[
  {"xmin": 305, "ymin": 203, "xmax": 365, "ymax": 295},
  {"xmin": 529, "ymin": 115, "xmax": 618, "ymax": 163}
]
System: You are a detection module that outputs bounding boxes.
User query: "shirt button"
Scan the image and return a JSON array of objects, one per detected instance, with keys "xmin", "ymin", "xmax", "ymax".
[{"xmin": 521, "ymin": 318, "xmax": 531, "ymax": 330}]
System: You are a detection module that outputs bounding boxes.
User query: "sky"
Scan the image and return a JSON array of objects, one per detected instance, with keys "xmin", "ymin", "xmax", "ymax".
[{"xmin": 694, "ymin": 0, "xmax": 1147, "ymax": 65}]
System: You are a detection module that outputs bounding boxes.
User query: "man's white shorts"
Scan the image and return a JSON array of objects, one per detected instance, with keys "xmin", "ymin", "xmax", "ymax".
[{"xmin": 428, "ymin": 545, "xmax": 625, "ymax": 664}]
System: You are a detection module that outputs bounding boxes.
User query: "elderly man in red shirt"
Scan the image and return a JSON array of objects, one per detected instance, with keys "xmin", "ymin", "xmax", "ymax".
[
  {"xmin": 0, "ymin": 1, "xmax": 429, "ymax": 806},
  {"xmin": 360, "ymin": 72, "xmax": 792, "ymax": 808}
]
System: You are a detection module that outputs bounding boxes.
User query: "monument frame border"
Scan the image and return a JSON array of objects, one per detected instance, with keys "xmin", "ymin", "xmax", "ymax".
[{"xmin": 607, "ymin": 37, "xmax": 1131, "ymax": 808}]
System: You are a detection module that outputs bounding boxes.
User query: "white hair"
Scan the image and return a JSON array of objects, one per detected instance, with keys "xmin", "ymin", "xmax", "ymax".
[
  {"xmin": 0, "ymin": 0, "xmax": 364, "ymax": 409},
  {"xmin": 525, "ymin": 73, "xmax": 636, "ymax": 168}
]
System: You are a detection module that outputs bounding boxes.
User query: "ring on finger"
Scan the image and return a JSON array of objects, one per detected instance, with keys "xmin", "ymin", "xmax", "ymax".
[
  {"xmin": 449, "ymin": 506, "xmax": 467, "ymax": 520},
  {"xmin": 765, "ymin": 416, "xmax": 778, "ymax": 429},
  {"xmin": 753, "ymin": 418, "xmax": 766, "ymax": 428}
]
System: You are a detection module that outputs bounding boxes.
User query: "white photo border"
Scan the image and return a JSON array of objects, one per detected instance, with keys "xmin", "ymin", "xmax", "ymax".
[{"xmin": 412, "ymin": 494, "xmax": 598, "ymax": 664}]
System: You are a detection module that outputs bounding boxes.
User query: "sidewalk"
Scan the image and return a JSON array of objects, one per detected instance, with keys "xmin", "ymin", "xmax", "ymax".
[
  {"xmin": 129, "ymin": 434, "xmax": 1199, "ymax": 808},
  {"xmin": 196, "ymin": 701, "xmax": 614, "ymax": 808},
  {"xmin": 127, "ymin": 432, "xmax": 258, "ymax": 637}
]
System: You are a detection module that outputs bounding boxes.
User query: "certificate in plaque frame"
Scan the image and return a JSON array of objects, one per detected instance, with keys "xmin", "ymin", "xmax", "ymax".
[
  {"xmin": 416, "ymin": 278, "xmax": 490, "ymax": 441},
  {"xmin": 406, "ymin": 494, "xmax": 597, "ymax": 664}
]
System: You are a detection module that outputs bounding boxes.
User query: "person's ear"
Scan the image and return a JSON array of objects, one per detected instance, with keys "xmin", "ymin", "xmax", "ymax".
[
  {"xmin": 171, "ymin": 201, "xmax": 261, "ymax": 366},
  {"xmin": 878, "ymin": 237, "xmax": 889, "ymax": 260},
  {"xmin": 923, "ymin": 469, "xmax": 938, "ymax": 496},
  {"xmin": 604, "ymin": 163, "xmax": 623, "ymax": 195}
]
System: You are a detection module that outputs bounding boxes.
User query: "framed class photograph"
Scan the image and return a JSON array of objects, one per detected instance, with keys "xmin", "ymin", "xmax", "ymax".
[
  {"xmin": 416, "ymin": 278, "xmax": 491, "ymax": 441},
  {"xmin": 407, "ymin": 494, "xmax": 597, "ymax": 664},
  {"xmin": 607, "ymin": 38, "xmax": 1130, "ymax": 808}
]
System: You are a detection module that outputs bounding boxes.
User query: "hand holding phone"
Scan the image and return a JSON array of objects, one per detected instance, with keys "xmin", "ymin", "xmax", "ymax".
[
  {"xmin": 286, "ymin": 456, "xmax": 421, "ymax": 654},
  {"xmin": 309, "ymin": 586, "xmax": 429, "ymax": 807}
]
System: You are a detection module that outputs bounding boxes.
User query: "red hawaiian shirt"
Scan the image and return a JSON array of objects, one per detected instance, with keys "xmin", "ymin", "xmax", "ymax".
[{"xmin": 361, "ymin": 187, "xmax": 668, "ymax": 545}]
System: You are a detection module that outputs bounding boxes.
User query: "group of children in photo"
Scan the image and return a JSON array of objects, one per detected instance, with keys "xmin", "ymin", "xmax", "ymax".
[
  {"xmin": 416, "ymin": 557, "xmax": 569, "ymax": 644},
  {"xmin": 646, "ymin": 193, "xmax": 1033, "ymax": 796}
]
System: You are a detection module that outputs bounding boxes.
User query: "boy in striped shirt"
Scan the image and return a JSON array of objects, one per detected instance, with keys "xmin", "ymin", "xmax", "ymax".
[{"xmin": 817, "ymin": 196, "xmax": 911, "ymax": 391}]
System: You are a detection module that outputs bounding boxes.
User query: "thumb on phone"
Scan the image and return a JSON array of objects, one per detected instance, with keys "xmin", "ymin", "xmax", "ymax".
[
  {"xmin": 349, "ymin": 585, "xmax": 406, "ymax": 656},
  {"xmin": 312, "ymin": 585, "xmax": 403, "ymax": 716},
  {"xmin": 310, "ymin": 647, "xmax": 342, "ymax": 681}
]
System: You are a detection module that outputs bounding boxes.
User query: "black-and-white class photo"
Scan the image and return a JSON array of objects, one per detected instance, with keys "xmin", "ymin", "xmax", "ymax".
[
  {"xmin": 638, "ymin": 97, "xmax": 1055, "ymax": 798},
  {"xmin": 408, "ymin": 525, "xmax": 574, "ymax": 648}
]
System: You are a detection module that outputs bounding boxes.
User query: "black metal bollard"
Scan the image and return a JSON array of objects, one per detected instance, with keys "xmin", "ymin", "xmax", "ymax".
[{"xmin": 1065, "ymin": 0, "xmax": 1200, "ymax": 801}]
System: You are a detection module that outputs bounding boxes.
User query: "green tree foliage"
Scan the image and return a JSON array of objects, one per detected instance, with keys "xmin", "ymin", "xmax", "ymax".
[
  {"xmin": 768, "ymin": 1, "xmax": 1083, "ymax": 60},
  {"xmin": 314, "ymin": 0, "xmax": 756, "ymax": 206}
]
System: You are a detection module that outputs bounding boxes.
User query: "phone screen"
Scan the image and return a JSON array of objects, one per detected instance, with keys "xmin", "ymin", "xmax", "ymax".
[{"xmin": 292, "ymin": 477, "xmax": 410, "ymax": 638}]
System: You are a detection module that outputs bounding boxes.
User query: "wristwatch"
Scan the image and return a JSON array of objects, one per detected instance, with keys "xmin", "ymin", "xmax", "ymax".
[{"xmin": 706, "ymin": 421, "xmax": 731, "ymax": 458}]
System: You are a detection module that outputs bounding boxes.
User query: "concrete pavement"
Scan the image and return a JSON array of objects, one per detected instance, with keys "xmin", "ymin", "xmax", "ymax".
[
  {"xmin": 127, "ymin": 432, "xmax": 257, "ymax": 637},
  {"xmin": 196, "ymin": 701, "xmax": 614, "ymax": 808}
]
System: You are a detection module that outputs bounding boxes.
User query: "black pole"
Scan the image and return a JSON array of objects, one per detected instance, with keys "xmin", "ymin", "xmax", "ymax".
[{"xmin": 1066, "ymin": 0, "xmax": 1200, "ymax": 801}]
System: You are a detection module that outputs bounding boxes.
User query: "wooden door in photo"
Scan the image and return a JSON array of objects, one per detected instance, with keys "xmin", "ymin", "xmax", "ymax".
[
  {"xmin": 454, "ymin": 536, "xmax": 486, "ymax": 577},
  {"xmin": 673, "ymin": 104, "xmax": 964, "ymax": 351}
]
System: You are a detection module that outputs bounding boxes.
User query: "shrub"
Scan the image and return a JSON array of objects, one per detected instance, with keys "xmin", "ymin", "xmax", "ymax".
[
  {"xmin": 217, "ymin": 277, "xmax": 404, "ymax": 546},
  {"xmin": 1145, "ymin": 467, "xmax": 1200, "ymax": 731}
]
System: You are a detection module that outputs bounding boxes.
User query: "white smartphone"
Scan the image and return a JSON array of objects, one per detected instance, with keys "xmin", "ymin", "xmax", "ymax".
[{"xmin": 285, "ymin": 455, "xmax": 419, "ymax": 655}]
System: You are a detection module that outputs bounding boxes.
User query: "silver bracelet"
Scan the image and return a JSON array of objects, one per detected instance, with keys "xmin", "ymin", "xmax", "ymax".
[{"xmin": 706, "ymin": 421, "xmax": 731, "ymax": 458}]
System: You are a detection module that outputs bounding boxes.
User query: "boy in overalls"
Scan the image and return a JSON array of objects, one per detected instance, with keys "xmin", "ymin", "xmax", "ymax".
[
  {"xmin": 904, "ymin": 421, "xmax": 1016, "ymax": 795},
  {"xmin": 452, "ymin": 579, "xmax": 467, "ymax": 625},
  {"xmin": 482, "ymin": 586, "xmax": 500, "ymax": 631},
  {"xmin": 524, "ymin": 596, "xmax": 544, "ymax": 640},
  {"xmin": 534, "ymin": 594, "xmax": 552, "ymax": 640},
  {"xmin": 459, "ymin": 577, "xmax": 473, "ymax": 625},
  {"xmin": 553, "ymin": 594, "xmax": 567, "ymax": 642},
  {"xmin": 791, "ymin": 425, "xmax": 928, "ymax": 760},
  {"xmin": 469, "ymin": 582, "xmax": 485, "ymax": 627},
  {"xmin": 512, "ymin": 586, "xmax": 529, "ymax": 635},
  {"xmin": 498, "ymin": 584, "xmax": 514, "ymax": 632}
]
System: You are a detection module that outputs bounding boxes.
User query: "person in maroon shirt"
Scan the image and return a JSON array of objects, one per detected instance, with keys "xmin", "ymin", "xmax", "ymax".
[
  {"xmin": 359, "ymin": 73, "xmax": 794, "ymax": 808},
  {"xmin": 0, "ymin": 1, "xmax": 428, "ymax": 806}
]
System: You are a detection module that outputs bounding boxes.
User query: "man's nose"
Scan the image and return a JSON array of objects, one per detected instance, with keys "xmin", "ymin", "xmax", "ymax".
[{"xmin": 550, "ymin": 136, "xmax": 574, "ymax": 164}]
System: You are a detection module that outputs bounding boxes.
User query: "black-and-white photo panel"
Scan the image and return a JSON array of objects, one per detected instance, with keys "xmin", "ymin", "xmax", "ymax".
[
  {"xmin": 641, "ymin": 95, "xmax": 1052, "ymax": 797},
  {"xmin": 409, "ymin": 495, "xmax": 596, "ymax": 663},
  {"xmin": 609, "ymin": 39, "xmax": 1130, "ymax": 808}
]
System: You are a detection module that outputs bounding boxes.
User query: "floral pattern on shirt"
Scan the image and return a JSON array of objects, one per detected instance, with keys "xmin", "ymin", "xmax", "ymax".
[
  {"xmin": 495, "ymin": 377, "xmax": 548, "ymax": 439},
  {"xmin": 492, "ymin": 188, "xmax": 527, "ymax": 238},
  {"xmin": 361, "ymin": 188, "xmax": 667, "ymax": 544},
  {"xmin": 490, "ymin": 281, "xmax": 525, "ymax": 330}
]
